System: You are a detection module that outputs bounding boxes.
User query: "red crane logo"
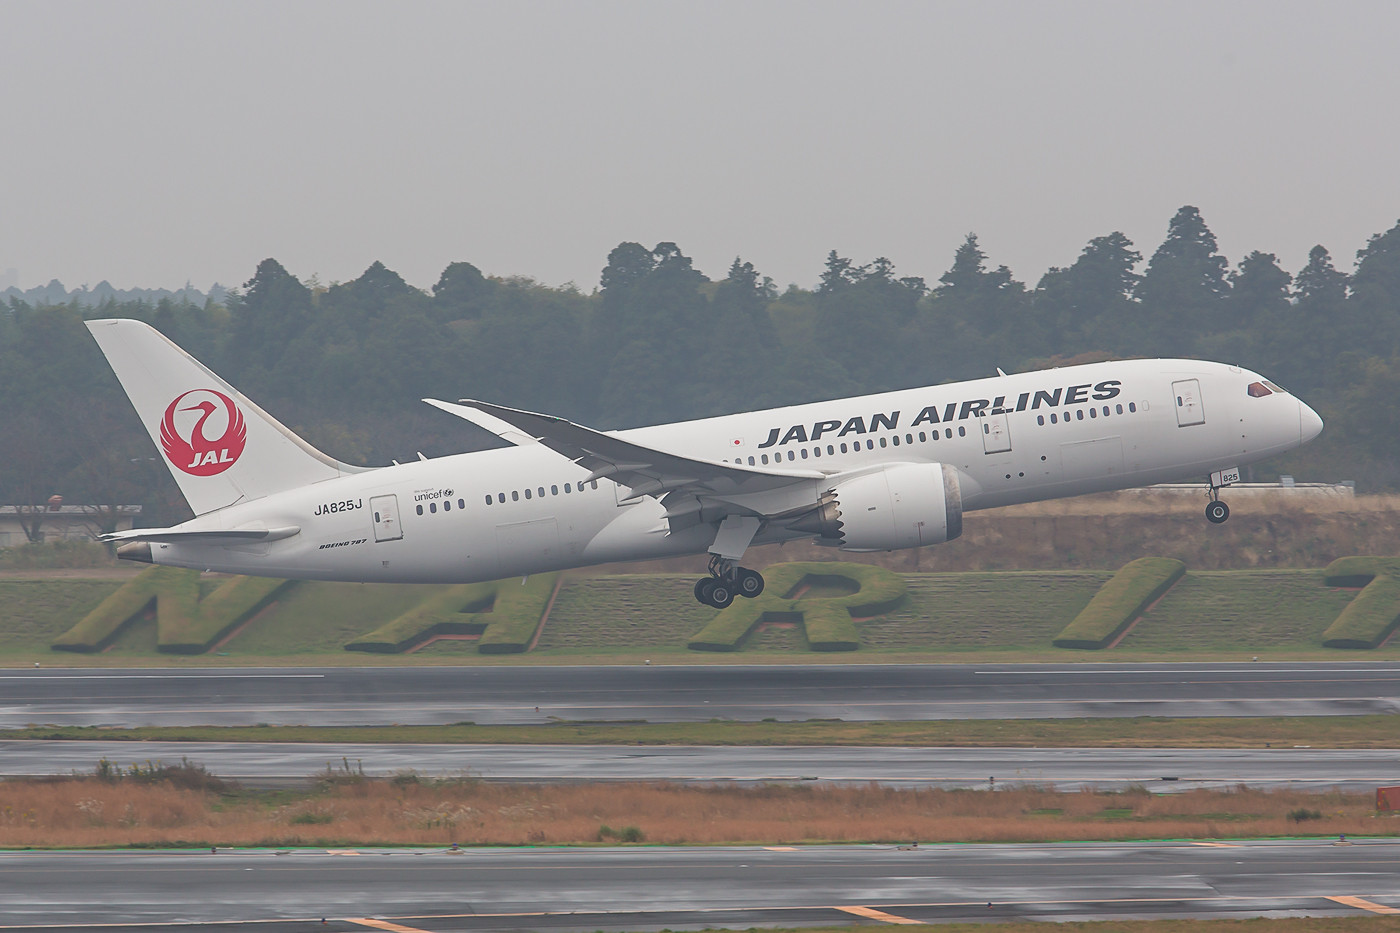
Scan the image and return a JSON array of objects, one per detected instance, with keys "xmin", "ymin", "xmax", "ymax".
[{"xmin": 160, "ymin": 389, "xmax": 247, "ymax": 476}]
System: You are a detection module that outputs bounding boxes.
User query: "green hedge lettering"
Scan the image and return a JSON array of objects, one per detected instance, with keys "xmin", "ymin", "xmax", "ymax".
[
  {"xmin": 1052, "ymin": 557, "xmax": 1185, "ymax": 650},
  {"xmin": 345, "ymin": 574, "xmax": 558, "ymax": 654},
  {"xmin": 687, "ymin": 562, "xmax": 906, "ymax": 652}
]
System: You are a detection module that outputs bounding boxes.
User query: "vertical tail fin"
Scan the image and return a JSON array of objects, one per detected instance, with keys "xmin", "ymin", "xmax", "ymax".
[{"xmin": 88, "ymin": 319, "xmax": 365, "ymax": 515}]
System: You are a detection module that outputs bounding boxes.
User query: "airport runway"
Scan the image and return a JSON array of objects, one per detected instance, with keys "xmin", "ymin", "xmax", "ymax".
[
  {"xmin": 3, "ymin": 662, "xmax": 1399, "ymax": 727},
  {"xmin": 5, "ymin": 741, "xmax": 1399, "ymax": 791},
  {"xmin": 1, "ymin": 840, "xmax": 1397, "ymax": 930}
]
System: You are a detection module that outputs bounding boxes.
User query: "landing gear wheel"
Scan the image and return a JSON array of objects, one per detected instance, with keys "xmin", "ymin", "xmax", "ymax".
[
  {"xmin": 1205, "ymin": 500, "xmax": 1230, "ymax": 524},
  {"xmin": 736, "ymin": 568, "xmax": 765, "ymax": 598},
  {"xmin": 708, "ymin": 580, "xmax": 735, "ymax": 609},
  {"xmin": 694, "ymin": 576, "xmax": 736, "ymax": 609}
]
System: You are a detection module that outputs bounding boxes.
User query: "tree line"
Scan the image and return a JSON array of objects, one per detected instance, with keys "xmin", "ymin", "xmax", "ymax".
[{"xmin": 3, "ymin": 204, "xmax": 1398, "ymax": 535}]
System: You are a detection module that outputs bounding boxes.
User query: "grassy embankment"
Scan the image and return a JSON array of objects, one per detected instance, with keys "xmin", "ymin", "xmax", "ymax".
[
  {"xmin": 0, "ymin": 568, "xmax": 1386, "ymax": 665},
  {"xmin": 11, "ymin": 715, "xmax": 1400, "ymax": 747},
  {"xmin": 2, "ymin": 762, "xmax": 1394, "ymax": 848}
]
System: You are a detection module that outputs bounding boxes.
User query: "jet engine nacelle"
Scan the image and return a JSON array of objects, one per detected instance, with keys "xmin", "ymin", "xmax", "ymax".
[{"xmin": 792, "ymin": 461, "xmax": 964, "ymax": 551}]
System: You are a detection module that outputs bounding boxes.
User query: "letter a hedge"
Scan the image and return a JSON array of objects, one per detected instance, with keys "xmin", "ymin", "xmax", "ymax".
[
  {"xmin": 687, "ymin": 562, "xmax": 906, "ymax": 652},
  {"xmin": 345, "ymin": 574, "xmax": 559, "ymax": 654}
]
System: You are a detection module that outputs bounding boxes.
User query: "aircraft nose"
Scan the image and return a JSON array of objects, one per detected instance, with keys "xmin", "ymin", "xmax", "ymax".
[{"xmin": 1299, "ymin": 399, "xmax": 1324, "ymax": 444}]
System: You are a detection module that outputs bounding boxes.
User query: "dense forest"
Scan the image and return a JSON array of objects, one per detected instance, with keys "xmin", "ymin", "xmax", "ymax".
[{"xmin": 3, "ymin": 205, "xmax": 1398, "ymax": 534}]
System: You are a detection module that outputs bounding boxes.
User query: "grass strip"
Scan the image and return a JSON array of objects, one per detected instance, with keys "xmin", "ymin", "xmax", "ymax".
[
  {"xmin": 3, "ymin": 776, "xmax": 1392, "ymax": 849},
  {"xmin": 1053, "ymin": 557, "xmax": 1185, "ymax": 649},
  {"xmin": 9, "ymin": 714, "xmax": 1400, "ymax": 748}
]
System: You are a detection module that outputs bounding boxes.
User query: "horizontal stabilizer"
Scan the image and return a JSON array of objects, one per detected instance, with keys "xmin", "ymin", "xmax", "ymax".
[{"xmin": 102, "ymin": 525, "xmax": 301, "ymax": 544}]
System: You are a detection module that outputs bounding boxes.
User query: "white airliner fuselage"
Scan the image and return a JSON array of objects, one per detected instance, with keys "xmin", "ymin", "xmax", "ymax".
[{"xmin": 89, "ymin": 321, "xmax": 1322, "ymax": 607}]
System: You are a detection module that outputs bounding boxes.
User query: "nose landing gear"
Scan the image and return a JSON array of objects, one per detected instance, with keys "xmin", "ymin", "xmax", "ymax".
[
  {"xmin": 1205, "ymin": 498, "xmax": 1230, "ymax": 524},
  {"xmin": 694, "ymin": 555, "xmax": 765, "ymax": 609},
  {"xmin": 1204, "ymin": 467, "xmax": 1239, "ymax": 524}
]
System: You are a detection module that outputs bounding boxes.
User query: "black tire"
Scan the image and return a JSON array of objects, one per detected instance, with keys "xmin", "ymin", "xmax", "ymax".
[
  {"xmin": 737, "ymin": 568, "xmax": 765, "ymax": 598},
  {"xmin": 1206, "ymin": 500, "xmax": 1230, "ymax": 524},
  {"xmin": 694, "ymin": 577, "xmax": 716, "ymax": 604},
  {"xmin": 708, "ymin": 581, "xmax": 736, "ymax": 609}
]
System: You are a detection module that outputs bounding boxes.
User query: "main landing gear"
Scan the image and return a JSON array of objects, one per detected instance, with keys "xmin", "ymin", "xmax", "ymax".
[{"xmin": 694, "ymin": 554, "xmax": 765, "ymax": 609}]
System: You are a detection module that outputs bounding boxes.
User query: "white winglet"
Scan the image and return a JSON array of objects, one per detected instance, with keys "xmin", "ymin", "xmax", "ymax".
[{"xmin": 423, "ymin": 399, "xmax": 540, "ymax": 446}]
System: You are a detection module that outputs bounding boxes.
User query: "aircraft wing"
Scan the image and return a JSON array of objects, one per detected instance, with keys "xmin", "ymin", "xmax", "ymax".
[{"xmin": 455, "ymin": 400, "xmax": 824, "ymax": 505}]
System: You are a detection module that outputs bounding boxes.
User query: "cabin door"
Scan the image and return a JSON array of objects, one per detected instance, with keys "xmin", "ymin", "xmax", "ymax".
[
  {"xmin": 980, "ymin": 412, "xmax": 1012, "ymax": 454},
  {"xmin": 1173, "ymin": 379, "xmax": 1205, "ymax": 427},
  {"xmin": 370, "ymin": 495, "xmax": 403, "ymax": 542}
]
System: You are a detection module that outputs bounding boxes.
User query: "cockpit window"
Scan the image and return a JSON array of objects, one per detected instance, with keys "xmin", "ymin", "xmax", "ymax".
[
  {"xmin": 1247, "ymin": 381, "xmax": 1273, "ymax": 398},
  {"xmin": 1262, "ymin": 380, "xmax": 1288, "ymax": 394}
]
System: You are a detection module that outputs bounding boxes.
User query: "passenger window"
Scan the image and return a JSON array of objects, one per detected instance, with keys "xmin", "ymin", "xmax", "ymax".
[
  {"xmin": 944, "ymin": 428, "xmax": 952, "ymax": 439},
  {"xmin": 1051, "ymin": 413, "xmax": 1057, "ymax": 424},
  {"xmin": 1037, "ymin": 415, "xmax": 1045, "ymax": 425},
  {"xmin": 1076, "ymin": 410, "xmax": 1084, "ymax": 421},
  {"xmin": 484, "ymin": 495, "xmax": 492, "ymax": 505},
  {"xmin": 415, "ymin": 504, "xmax": 423, "ymax": 515},
  {"xmin": 879, "ymin": 437, "xmax": 888, "ymax": 448},
  {"xmin": 1102, "ymin": 406, "xmax": 1109, "ymax": 417},
  {"xmin": 564, "ymin": 483, "xmax": 571, "ymax": 493},
  {"xmin": 800, "ymin": 449, "xmax": 808, "ymax": 459},
  {"xmin": 761, "ymin": 454, "xmax": 769, "ymax": 464},
  {"xmin": 827, "ymin": 445, "xmax": 834, "ymax": 455},
  {"xmin": 918, "ymin": 432, "xmax": 926, "ymax": 442},
  {"xmin": 538, "ymin": 487, "xmax": 545, "ymax": 498},
  {"xmin": 787, "ymin": 450, "xmax": 795, "ymax": 461},
  {"xmin": 1129, "ymin": 402, "xmax": 1137, "ymax": 413},
  {"xmin": 498, "ymin": 493, "xmax": 505, "ymax": 503},
  {"xmin": 1116, "ymin": 404, "xmax": 1123, "ymax": 415},
  {"xmin": 906, "ymin": 433, "xmax": 913, "ymax": 444},
  {"xmin": 443, "ymin": 500, "xmax": 451, "ymax": 511},
  {"xmin": 511, "ymin": 491, "xmax": 519, "ymax": 501},
  {"xmin": 813, "ymin": 447, "xmax": 821, "ymax": 457},
  {"xmin": 551, "ymin": 485, "xmax": 559, "ymax": 495},
  {"xmin": 458, "ymin": 499, "xmax": 465, "ymax": 509},
  {"xmin": 748, "ymin": 456, "xmax": 755, "ymax": 465},
  {"xmin": 524, "ymin": 488, "xmax": 531, "ymax": 499},
  {"xmin": 891, "ymin": 435, "xmax": 900, "ymax": 446},
  {"xmin": 1089, "ymin": 408, "xmax": 1097, "ymax": 418},
  {"xmin": 430, "ymin": 502, "xmax": 437, "ymax": 513},
  {"xmin": 591, "ymin": 480, "xmax": 598, "ymax": 489},
  {"xmin": 958, "ymin": 426, "xmax": 966, "ymax": 437},
  {"xmin": 867, "ymin": 439, "xmax": 875, "ymax": 449},
  {"xmin": 840, "ymin": 443, "xmax": 848, "ymax": 453}
]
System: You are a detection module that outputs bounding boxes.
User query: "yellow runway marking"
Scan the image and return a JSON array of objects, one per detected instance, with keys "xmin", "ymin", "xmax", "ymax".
[
  {"xmin": 1192, "ymin": 842, "xmax": 1241, "ymax": 847},
  {"xmin": 836, "ymin": 905, "xmax": 922, "ymax": 924},
  {"xmin": 764, "ymin": 846, "xmax": 799, "ymax": 851},
  {"xmin": 1327, "ymin": 895, "xmax": 1400, "ymax": 915},
  {"xmin": 326, "ymin": 849, "xmax": 362, "ymax": 855},
  {"xmin": 346, "ymin": 920, "xmax": 436, "ymax": 933}
]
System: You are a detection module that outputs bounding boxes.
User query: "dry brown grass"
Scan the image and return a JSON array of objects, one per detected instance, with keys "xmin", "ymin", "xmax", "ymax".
[
  {"xmin": 1, "ymin": 778, "xmax": 1394, "ymax": 849},
  {"xmin": 767, "ymin": 918, "xmax": 1400, "ymax": 924}
]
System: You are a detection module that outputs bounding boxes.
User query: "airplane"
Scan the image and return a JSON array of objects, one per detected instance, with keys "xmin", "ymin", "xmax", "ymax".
[{"xmin": 88, "ymin": 319, "xmax": 1324, "ymax": 608}]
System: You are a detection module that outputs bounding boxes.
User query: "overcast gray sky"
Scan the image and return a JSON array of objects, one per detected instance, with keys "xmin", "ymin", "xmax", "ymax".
[{"xmin": 4, "ymin": 0, "xmax": 1399, "ymax": 294}]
